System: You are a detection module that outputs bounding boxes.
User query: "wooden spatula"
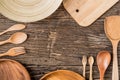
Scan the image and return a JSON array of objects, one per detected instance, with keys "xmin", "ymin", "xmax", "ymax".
[
  {"xmin": 104, "ymin": 16, "xmax": 120, "ymax": 80},
  {"xmin": 63, "ymin": 0, "xmax": 119, "ymax": 27}
]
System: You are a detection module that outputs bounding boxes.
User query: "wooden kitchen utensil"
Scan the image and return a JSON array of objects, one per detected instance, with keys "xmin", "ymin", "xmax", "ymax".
[
  {"xmin": 0, "ymin": 32, "xmax": 27, "ymax": 45},
  {"xmin": 0, "ymin": 59, "xmax": 31, "ymax": 80},
  {"xmin": 82, "ymin": 55, "xmax": 87, "ymax": 78},
  {"xmin": 104, "ymin": 16, "xmax": 120, "ymax": 80},
  {"xmin": 40, "ymin": 70, "xmax": 85, "ymax": 80},
  {"xmin": 63, "ymin": 0, "xmax": 119, "ymax": 27},
  {"xmin": 0, "ymin": 24, "xmax": 26, "ymax": 36},
  {"xmin": 0, "ymin": 47, "xmax": 26, "ymax": 57},
  {"xmin": 88, "ymin": 56, "xmax": 94, "ymax": 80},
  {"xmin": 97, "ymin": 51, "xmax": 111, "ymax": 80}
]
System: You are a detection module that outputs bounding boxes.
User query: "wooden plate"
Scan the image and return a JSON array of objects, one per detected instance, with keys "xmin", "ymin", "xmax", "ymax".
[
  {"xmin": 0, "ymin": 59, "xmax": 31, "ymax": 80},
  {"xmin": 0, "ymin": 0, "xmax": 62, "ymax": 22},
  {"xmin": 40, "ymin": 70, "xmax": 85, "ymax": 80}
]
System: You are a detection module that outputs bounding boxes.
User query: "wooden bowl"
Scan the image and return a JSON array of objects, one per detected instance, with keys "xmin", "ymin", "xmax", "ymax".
[
  {"xmin": 40, "ymin": 70, "xmax": 85, "ymax": 80},
  {"xmin": 0, "ymin": 0, "xmax": 62, "ymax": 22},
  {"xmin": 0, "ymin": 59, "xmax": 31, "ymax": 80}
]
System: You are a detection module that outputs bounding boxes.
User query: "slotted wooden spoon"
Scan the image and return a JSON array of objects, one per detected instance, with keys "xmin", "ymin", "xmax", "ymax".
[
  {"xmin": 0, "ymin": 47, "xmax": 26, "ymax": 57},
  {"xmin": 104, "ymin": 16, "xmax": 120, "ymax": 80},
  {"xmin": 63, "ymin": 0, "xmax": 119, "ymax": 27}
]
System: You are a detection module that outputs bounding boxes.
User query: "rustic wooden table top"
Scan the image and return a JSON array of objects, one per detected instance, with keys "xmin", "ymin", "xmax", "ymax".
[{"xmin": 0, "ymin": 2, "xmax": 120, "ymax": 80}]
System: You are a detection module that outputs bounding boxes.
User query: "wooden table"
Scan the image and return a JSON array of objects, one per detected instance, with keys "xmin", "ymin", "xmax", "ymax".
[{"xmin": 0, "ymin": 2, "xmax": 120, "ymax": 80}]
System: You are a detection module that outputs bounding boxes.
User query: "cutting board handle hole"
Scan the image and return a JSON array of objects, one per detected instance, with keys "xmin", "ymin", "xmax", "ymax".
[{"xmin": 76, "ymin": 9, "xmax": 79, "ymax": 12}]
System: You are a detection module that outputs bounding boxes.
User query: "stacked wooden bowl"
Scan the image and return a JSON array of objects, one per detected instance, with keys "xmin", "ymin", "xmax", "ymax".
[{"xmin": 0, "ymin": 0, "xmax": 62, "ymax": 22}]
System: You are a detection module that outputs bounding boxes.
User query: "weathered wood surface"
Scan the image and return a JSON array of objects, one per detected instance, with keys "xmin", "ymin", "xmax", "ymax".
[{"xmin": 0, "ymin": 2, "xmax": 120, "ymax": 80}]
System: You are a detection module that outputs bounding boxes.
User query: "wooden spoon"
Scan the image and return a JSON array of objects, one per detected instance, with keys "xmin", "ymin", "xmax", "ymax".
[
  {"xmin": 0, "ymin": 32, "xmax": 27, "ymax": 45},
  {"xmin": 104, "ymin": 16, "xmax": 120, "ymax": 80},
  {"xmin": 40, "ymin": 70, "xmax": 85, "ymax": 80},
  {"xmin": 97, "ymin": 51, "xmax": 111, "ymax": 80},
  {"xmin": 0, "ymin": 59, "xmax": 31, "ymax": 80},
  {"xmin": 0, "ymin": 24, "xmax": 26, "ymax": 35},
  {"xmin": 88, "ymin": 56, "xmax": 94, "ymax": 80}
]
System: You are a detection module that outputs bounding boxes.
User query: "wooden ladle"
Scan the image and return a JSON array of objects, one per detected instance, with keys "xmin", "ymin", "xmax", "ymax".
[
  {"xmin": 40, "ymin": 70, "xmax": 85, "ymax": 80},
  {"xmin": 97, "ymin": 51, "xmax": 111, "ymax": 80},
  {"xmin": 0, "ymin": 32, "xmax": 27, "ymax": 45},
  {"xmin": 104, "ymin": 16, "xmax": 120, "ymax": 80}
]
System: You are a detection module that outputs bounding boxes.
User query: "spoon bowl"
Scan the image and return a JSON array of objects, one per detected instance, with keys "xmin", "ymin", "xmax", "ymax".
[
  {"xmin": 97, "ymin": 51, "xmax": 111, "ymax": 80},
  {"xmin": 9, "ymin": 32, "xmax": 27, "ymax": 44},
  {"xmin": 8, "ymin": 24, "xmax": 26, "ymax": 31}
]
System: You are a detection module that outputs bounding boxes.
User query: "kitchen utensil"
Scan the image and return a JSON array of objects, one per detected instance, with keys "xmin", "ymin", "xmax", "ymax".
[
  {"xmin": 0, "ymin": 24, "xmax": 26, "ymax": 36},
  {"xmin": 104, "ymin": 16, "xmax": 120, "ymax": 80},
  {"xmin": 0, "ymin": 47, "xmax": 25, "ymax": 57},
  {"xmin": 0, "ymin": 59, "xmax": 31, "ymax": 80},
  {"xmin": 40, "ymin": 70, "xmax": 85, "ymax": 80},
  {"xmin": 0, "ymin": 32, "xmax": 27, "ymax": 45},
  {"xmin": 82, "ymin": 55, "xmax": 87, "ymax": 78},
  {"xmin": 88, "ymin": 56, "xmax": 94, "ymax": 80},
  {"xmin": 63, "ymin": 0, "xmax": 119, "ymax": 27},
  {"xmin": 0, "ymin": 0, "xmax": 62, "ymax": 22},
  {"xmin": 97, "ymin": 51, "xmax": 111, "ymax": 80}
]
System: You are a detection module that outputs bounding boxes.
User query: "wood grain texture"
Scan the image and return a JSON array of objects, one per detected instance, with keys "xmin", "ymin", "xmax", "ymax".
[
  {"xmin": 40, "ymin": 70, "xmax": 85, "ymax": 80},
  {"xmin": 63, "ymin": 0, "xmax": 119, "ymax": 26},
  {"xmin": 0, "ymin": 2, "xmax": 120, "ymax": 80}
]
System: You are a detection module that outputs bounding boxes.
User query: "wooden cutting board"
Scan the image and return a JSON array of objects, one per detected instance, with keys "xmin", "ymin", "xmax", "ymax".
[{"xmin": 63, "ymin": 0, "xmax": 119, "ymax": 27}]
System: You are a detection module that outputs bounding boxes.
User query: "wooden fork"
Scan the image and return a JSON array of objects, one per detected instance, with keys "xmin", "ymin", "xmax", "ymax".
[{"xmin": 0, "ymin": 47, "xmax": 26, "ymax": 57}]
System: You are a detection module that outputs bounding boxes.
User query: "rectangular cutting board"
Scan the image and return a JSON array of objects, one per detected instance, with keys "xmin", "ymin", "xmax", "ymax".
[{"xmin": 63, "ymin": 0, "xmax": 119, "ymax": 27}]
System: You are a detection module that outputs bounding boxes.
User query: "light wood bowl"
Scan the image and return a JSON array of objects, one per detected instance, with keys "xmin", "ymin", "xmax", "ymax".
[
  {"xmin": 0, "ymin": 0, "xmax": 62, "ymax": 22},
  {"xmin": 0, "ymin": 59, "xmax": 31, "ymax": 80},
  {"xmin": 40, "ymin": 70, "xmax": 85, "ymax": 80}
]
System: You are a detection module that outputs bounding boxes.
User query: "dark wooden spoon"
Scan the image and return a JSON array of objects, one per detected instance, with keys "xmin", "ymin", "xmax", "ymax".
[{"xmin": 97, "ymin": 51, "xmax": 111, "ymax": 80}]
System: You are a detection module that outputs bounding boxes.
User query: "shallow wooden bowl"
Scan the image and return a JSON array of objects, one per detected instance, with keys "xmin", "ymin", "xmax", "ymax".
[
  {"xmin": 40, "ymin": 70, "xmax": 85, "ymax": 80},
  {"xmin": 0, "ymin": 59, "xmax": 31, "ymax": 80},
  {"xmin": 0, "ymin": 0, "xmax": 62, "ymax": 22}
]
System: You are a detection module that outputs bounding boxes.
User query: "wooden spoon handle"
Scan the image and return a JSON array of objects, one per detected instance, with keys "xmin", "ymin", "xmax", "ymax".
[
  {"xmin": 89, "ymin": 65, "xmax": 93, "ymax": 80},
  {"xmin": 0, "ymin": 30, "xmax": 8, "ymax": 36},
  {"xmin": 83, "ymin": 65, "xmax": 86, "ymax": 77},
  {"xmin": 0, "ymin": 53, "xmax": 8, "ymax": 57},
  {"xmin": 112, "ymin": 41, "xmax": 119, "ymax": 80},
  {"xmin": 0, "ymin": 40, "xmax": 9, "ymax": 45},
  {"xmin": 100, "ymin": 78, "xmax": 103, "ymax": 80}
]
